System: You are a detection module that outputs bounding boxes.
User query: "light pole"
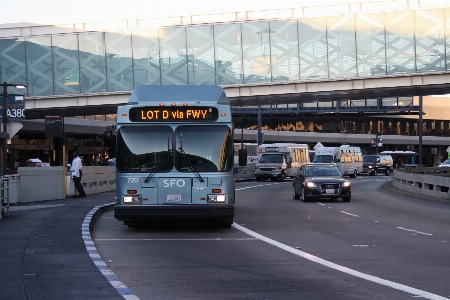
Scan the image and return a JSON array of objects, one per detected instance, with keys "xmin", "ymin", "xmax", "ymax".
[{"xmin": 2, "ymin": 82, "xmax": 26, "ymax": 177}]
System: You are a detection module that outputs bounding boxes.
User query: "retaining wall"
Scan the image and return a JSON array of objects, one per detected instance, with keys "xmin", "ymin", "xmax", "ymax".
[
  {"xmin": 392, "ymin": 167, "xmax": 450, "ymax": 200},
  {"xmin": 18, "ymin": 166, "xmax": 116, "ymax": 203}
]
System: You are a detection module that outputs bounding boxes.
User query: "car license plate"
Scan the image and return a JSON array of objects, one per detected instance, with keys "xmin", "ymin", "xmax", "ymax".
[
  {"xmin": 167, "ymin": 194, "xmax": 181, "ymax": 202},
  {"xmin": 325, "ymin": 189, "xmax": 335, "ymax": 194}
]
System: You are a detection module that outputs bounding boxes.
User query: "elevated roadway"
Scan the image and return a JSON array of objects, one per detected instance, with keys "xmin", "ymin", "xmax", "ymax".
[{"xmin": 24, "ymin": 72, "xmax": 450, "ymax": 119}]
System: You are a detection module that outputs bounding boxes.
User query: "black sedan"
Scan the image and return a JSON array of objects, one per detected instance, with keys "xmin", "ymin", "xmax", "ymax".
[{"xmin": 293, "ymin": 164, "xmax": 351, "ymax": 202}]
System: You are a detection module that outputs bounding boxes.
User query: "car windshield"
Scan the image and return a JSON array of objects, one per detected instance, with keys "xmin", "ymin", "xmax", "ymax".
[
  {"xmin": 306, "ymin": 166, "xmax": 342, "ymax": 177},
  {"xmin": 441, "ymin": 159, "xmax": 450, "ymax": 165},
  {"xmin": 363, "ymin": 156, "xmax": 377, "ymax": 163}
]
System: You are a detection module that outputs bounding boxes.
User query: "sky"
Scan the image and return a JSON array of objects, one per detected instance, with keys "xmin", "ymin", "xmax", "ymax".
[{"xmin": 0, "ymin": 0, "xmax": 395, "ymax": 26}]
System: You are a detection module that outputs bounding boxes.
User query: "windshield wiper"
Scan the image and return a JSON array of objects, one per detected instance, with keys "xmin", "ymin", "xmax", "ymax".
[
  {"xmin": 178, "ymin": 133, "xmax": 204, "ymax": 182},
  {"xmin": 144, "ymin": 165, "xmax": 156, "ymax": 183},
  {"xmin": 145, "ymin": 136, "xmax": 172, "ymax": 183}
]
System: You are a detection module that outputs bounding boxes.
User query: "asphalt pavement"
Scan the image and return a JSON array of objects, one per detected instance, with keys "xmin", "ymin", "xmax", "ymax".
[
  {"xmin": 0, "ymin": 192, "xmax": 124, "ymax": 300},
  {"xmin": 0, "ymin": 178, "xmax": 435, "ymax": 300}
]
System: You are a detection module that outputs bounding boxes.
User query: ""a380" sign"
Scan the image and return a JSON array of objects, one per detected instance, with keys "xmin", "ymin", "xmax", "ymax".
[{"xmin": 0, "ymin": 95, "xmax": 25, "ymax": 120}]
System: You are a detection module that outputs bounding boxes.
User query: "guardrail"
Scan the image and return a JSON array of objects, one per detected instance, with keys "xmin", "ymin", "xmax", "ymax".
[
  {"xmin": 0, "ymin": 177, "xmax": 9, "ymax": 219},
  {"xmin": 392, "ymin": 167, "xmax": 450, "ymax": 200}
]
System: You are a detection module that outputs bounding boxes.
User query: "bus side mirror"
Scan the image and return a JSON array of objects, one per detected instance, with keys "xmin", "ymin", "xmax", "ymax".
[{"xmin": 238, "ymin": 148, "xmax": 247, "ymax": 166}]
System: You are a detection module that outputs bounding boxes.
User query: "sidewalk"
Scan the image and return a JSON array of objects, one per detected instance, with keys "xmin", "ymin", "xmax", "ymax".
[
  {"xmin": 0, "ymin": 192, "xmax": 123, "ymax": 300},
  {"xmin": 0, "ymin": 179, "xmax": 257, "ymax": 299}
]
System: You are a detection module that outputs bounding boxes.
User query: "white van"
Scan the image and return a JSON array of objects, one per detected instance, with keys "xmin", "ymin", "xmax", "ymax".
[
  {"xmin": 312, "ymin": 145, "xmax": 363, "ymax": 178},
  {"xmin": 254, "ymin": 143, "xmax": 309, "ymax": 181},
  {"xmin": 234, "ymin": 143, "xmax": 259, "ymax": 179}
]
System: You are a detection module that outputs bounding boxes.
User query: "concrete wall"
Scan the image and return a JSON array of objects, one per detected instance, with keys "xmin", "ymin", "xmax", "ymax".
[
  {"xmin": 16, "ymin": 166, "xmax": 116, "ymax": 203},
  {"xmin": 392, "ymin": 167, "xmax": 450, "ymax": 200}
]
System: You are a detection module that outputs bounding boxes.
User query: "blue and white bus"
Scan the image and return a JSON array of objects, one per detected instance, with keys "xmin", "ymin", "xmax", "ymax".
[{"xmin": 114, "ymin": 85, "xmax": 238, "ymax": 228}]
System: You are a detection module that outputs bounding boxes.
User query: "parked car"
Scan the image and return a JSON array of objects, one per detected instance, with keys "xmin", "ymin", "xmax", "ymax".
[
  {"xmin": 438, "ymin": 159, "xmax": 450, "ymax": 167},
  {"xmin": 98, "ymin": 158, "xmax": 116, "ymax": 166},
  {"xmin": 7, "ymin": 158, "xmax": 50, "ymax": 174},
  {"xmin": 362, "ymin": 154, "xmax": 393, "ymax": 176},
  {"xmin": 293, "ymin": 164, "xmax": 351, "ymax": 202}
]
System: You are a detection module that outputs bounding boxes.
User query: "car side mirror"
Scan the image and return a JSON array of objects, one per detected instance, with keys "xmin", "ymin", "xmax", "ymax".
[{"xmin": 238, "ymin": 148, "xmax": 247, "ymax": 166}]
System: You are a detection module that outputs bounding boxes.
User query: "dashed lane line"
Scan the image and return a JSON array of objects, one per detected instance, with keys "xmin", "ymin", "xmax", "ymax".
[{"xmin": 232, "ymin": 223, "xmax": 447, "ymax": 300}]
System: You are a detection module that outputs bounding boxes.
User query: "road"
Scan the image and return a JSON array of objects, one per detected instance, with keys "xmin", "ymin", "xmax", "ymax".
[{"xmin": 93, "ymin": 176, "xmax": 450, "ymax": 300}]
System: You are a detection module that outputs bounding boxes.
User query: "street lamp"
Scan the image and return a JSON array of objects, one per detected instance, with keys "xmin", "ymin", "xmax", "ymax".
[{"xmin": 2, "ymin": 82, "xmax": 26, "ymax": 177}]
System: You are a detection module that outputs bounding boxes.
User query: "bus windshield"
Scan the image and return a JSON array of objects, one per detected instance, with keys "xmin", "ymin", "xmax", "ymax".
[
  {"xmin": 312, "ymin": 155, "xmax": 334, "ymax": 163},
  {"xmin": 258, "ymin": 154, "xmax": 284, "ymax": 163},
  {"xmin": 116, "ymin": 125, "xmax": 233, "ymax": 173}
]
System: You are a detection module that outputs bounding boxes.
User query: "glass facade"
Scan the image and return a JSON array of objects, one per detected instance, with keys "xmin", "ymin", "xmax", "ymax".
[{"xmin": 0, "ymin": 8, "xmax": 449, "ymax": 96}]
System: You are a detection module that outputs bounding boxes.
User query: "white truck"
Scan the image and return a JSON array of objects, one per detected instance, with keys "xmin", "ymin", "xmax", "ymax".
[
  {"xmin": 254, "ymin": 143, "xmax": 310, "ymax": 181},
  {"xmin": 312, "ymin": 145, "xmax": 363, "ymax": 178}
]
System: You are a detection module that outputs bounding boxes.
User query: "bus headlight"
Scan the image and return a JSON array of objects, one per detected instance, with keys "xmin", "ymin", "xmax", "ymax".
[
  {"xmin": 207, "ymin": 194, "xmax": 226, "ymax": 203},
  {"xmin": 123, "ymin": 195, "xmax": 142, "ymax": 203}
]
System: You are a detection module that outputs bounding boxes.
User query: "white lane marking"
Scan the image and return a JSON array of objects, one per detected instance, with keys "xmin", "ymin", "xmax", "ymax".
[
  {"xmin": 96, "ymin": 238, "xmax": 258, "ymax": 241},
  {"xmin": 397, "ymin": 227, "xmax": 433, "ymax": 236},
  {"xmin": 340, "ymin": 211, "xmax": 360, "ymax": 217},
  {"xmin": 317, "ymin": 202, "xmax": 325, "ymax": 206},
  {"xmin": 236, "ymin": 183, "xmax": 282, "ymax": 191},
  {"xmin": 232, "ymin": 223, "xmax": 447, "ymax": 300},
  {"xmin": 9, "ymin": 204, "xmax": 65, "ymax": 211}
]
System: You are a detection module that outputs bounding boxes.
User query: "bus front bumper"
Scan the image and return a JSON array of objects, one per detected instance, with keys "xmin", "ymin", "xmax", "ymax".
[{"xmin": 114, "ymin": 204, "xmax": 234, "ymax": 221}]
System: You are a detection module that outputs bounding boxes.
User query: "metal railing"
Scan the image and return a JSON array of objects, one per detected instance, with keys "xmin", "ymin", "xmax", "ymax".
[{"xmin": 0, "ymin": 177, "xmax": 9, "ymax": 219}]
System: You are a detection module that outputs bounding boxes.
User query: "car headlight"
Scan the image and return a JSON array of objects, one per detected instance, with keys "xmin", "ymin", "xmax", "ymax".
[
  {"xmin": 368, "ymin": 166, "xmax": 374, "ymax": 169},
  {"xmin": 342, "ymin": 181, "xmax": 351, "ymax": 187},
  {"xmin": 123, "ymin": 195, "xmax": 142, "ymax": 203},
  {"xmin": 207, "ymin": 194, "xmax": 226, "ymax": 203},
  {"xmin": 306, "ymin": 182, "xmax": 317, "ymax": 188}
]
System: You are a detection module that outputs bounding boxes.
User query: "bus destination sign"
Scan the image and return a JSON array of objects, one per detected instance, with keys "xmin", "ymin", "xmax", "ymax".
[{"xmin": 129, "ymin": 106, "xmax": 219, "ymax": 122}]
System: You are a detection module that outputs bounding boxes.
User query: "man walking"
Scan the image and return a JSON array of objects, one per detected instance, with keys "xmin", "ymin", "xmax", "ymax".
[{"xmin": 69, "ymin": 151, "xmax": 86, "ymax": 198}]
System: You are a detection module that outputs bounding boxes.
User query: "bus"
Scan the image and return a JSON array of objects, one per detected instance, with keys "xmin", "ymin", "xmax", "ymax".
[
  {"xmin": 379, "ymin": 150, "xmax": 418, "ymax": 168},
  {"xmin": 254, "ymin": 143, "xmax": 310, "ymax": 181},
  {"xmin": 113, "ymin": 85, "xmax": 238, "ymax": 228},
  {"xmin": 312, "ymin": 145, "xmax": 363, "ymax": 177},
  {"xmin": 234, "ymin": 143, "xmax": 258, "ymax": 180}
]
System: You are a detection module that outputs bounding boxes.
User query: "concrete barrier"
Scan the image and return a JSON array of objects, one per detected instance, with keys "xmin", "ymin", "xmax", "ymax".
[
  {"xmin": 392, "ymin": 167, "xmax": 450, "ymax": 200},
  {"xmin": 18, "ymin": 166, "xmax": 116, "ymax": 203}
]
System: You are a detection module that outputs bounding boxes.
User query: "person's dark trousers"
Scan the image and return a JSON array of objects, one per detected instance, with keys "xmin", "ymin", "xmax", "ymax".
[{"xmin": 73, "ymin": 176, "xmax": 86, "ymax": 197}]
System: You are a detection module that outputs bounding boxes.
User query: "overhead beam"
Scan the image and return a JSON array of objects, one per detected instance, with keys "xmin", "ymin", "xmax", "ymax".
[{"xmin": 24, "ymin": 73, "xmax": 450, "ymax": 119}]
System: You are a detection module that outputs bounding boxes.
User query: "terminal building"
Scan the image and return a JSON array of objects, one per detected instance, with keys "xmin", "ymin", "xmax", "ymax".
[{"xmin": 1, "ymin": 0, "xmax": 450, "ymax": 169}]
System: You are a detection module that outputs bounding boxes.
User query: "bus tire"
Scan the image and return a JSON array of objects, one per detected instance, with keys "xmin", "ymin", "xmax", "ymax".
[
  {"xmin": 124, "ymin": 220, "xmax": 140, "ymax": 228},
  {"xmin": 218, "ymin": 219, "xmax": 233, "ymax": 228}
]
